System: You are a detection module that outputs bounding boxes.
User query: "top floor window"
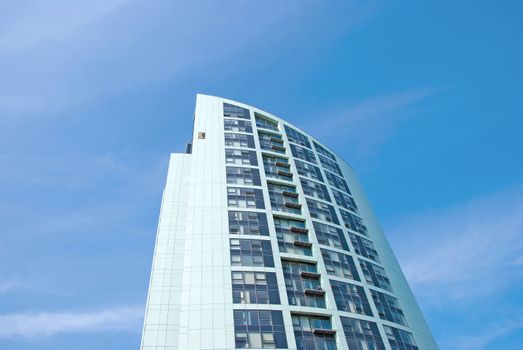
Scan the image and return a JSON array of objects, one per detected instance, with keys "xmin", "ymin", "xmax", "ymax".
[
  {"xmin": 313, "ymin": 141, "xmax": 336, "ymax": 161},
  {"xmin": 255, "ymin": 113, "xmax": 279, "ymax": 131},
  {"xmin": 224, "ymin": 103, "xmax": 250, "ymax": 120},
  {"xmin": 285, "ymin": 125, "xmax": 312, "ymax": 148}
]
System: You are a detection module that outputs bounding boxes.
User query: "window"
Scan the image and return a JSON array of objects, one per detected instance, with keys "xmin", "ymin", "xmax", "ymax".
[
  {"xmin": 383, "ymin": 326, "xmax": 418, "ymax": 350},
  {"xmin": 224, "ymin": 102, "xmax": 250, "ymax": 119},
  {"xmin": 224, "ymin": 118, "xmax": 253, "ymax": 133},
  {"xmin": 228, "ymin": 211, "xmax": 269, "ymax": 236},
  {"xmin": 313, "ymin": 141, "xmax": 336, "ymax": 161},
  {"xmin": 349, "ymin": 233, "xmax": 380, "ymax": 263},
  {"xmin": 290, "ymin": 144, "xmax": 317, "ymax": 164},
  {"xmin": 330, "ymin": 280, "xmax": 373, "ymax": 316},
  {"xmin": 313, "ymin": 221, "xmax": 349, "ymax": 250},
  {"xmin": 306, "ymin": 198, "xmax": 339, "ymax": 224},
  {"xmin": 332, "ymin": 190, "xmax": 358, "ymax": 213},
  {"xmin": 300, "ymin": 178, "xmax": 331, "ymax": 202},
  {"xmin": 226, "ymin": 166, "xmax": 261, "ymax": 186},
  {"xmin": 274, "ymin": 217, "xmax": 311, "ymax": 256},
  {"xmin": 263, "ymin": 154, "xmax": 293, "ymax": 181},
  {"xmin": 371, "ymin": 290, "xmax": 407, "ymax": 326},
  {"xmin": 255, "ymin": 113, "xmax": 279, "ymax": 131},
  {"xmin": 359, "ymin": 260, "xmax": 393, "ymax": 292},
  {"xmin": 319, "ymin": 155, "xmax": 342, "ymax": 176},
  {"xmin": 259, "ymin": 131, "xmax": 286, "ymax": 154},
  {"xmin": 225, "ymin": 133, "xmax": 255, "ymax": 149},
  {"xmin": 230, "ymin": 239, "xmax": 274, "ymax": 267},
  {"xmin": 232, "ymin": 271, "xmax": 280, "ymax": 304},
  {"xmin": 225, "ymin": 149, "xmax": 258, "ymax": 166},
  {"xmin": 198, "ymin": 132, "xmax": 206, "ymax": 139},
  {"xmin": 292, "ymin": 314, "xmax": 336, "ymax": 350},
  {"xmin": 282, "ymin": 260, "xmax": 325, "ymax": 308},
  {"xmin": 339, "ymin": 210, "xmax": 367, "ymax": 235},
  {"xmin": 234, "ymin": 310, "xmax": 288, "ymax": 349},
  {"xmin": 284, "ymin": 125, "xmax": 312, "ymax": 148},
  {"xmin": 227, "ymin": 187, "xmax": 265, "ymax": 209},
  {"xmin": 341, "ymin": 317, "xmax": 386, "ymax": 350},
  {"xmin": 268, "ymin": 183, "xmax": 301, "ymax": 214},
  {"xmin": 325, "ymin": 171, "xmax": 351, "ymax": 194},
  {"xmin": 295, "ymin": 160, "xmax": 324, "ymax": 182},
  {"xmin": 321, "ymin": 248, "xmax": 360, "ymax": 281}
]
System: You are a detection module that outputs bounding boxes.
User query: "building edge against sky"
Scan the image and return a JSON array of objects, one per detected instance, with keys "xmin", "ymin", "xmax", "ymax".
[{"xmin": 140, "ymin": 94, "xmax": 438, "ymax": 350}]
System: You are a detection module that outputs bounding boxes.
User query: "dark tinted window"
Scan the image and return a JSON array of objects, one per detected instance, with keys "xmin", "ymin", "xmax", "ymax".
[
  {"xmin": 230, "ymin": 239, "xmax": 274, "ymax": 267},
  {"xmin": 224, "ymin": 103, "xmax": 250, "ymax": 119}
]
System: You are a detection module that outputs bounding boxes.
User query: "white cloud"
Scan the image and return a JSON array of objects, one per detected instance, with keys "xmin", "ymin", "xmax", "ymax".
[
  {"xmin": 388, "ymin": 186, "xmax": 523, "ymax": 301},
  {"xmin": 450, "ymin": 316, "xmax": 523, "ymax": 350},
  {"xmin": 0, "ymin": 1, "xmax": 377, "ymax": 118},
  {"xmin": 308, "ymin": 88, "xmax": 439, "ymax": 159},
  {"xmin": 0, "ymin": 306, "xmax": 143, "ymax": 339},
  {"xmin": 0, "ymin": 0, "xmax": 128, "ymax": 54},
  {"xmin": 0, "ymin": 279, "xmax": 24, "ymax": 294}
]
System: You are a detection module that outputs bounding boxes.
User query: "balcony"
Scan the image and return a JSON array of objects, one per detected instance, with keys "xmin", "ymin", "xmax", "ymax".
[
  {"xmin": 277, "ymin": 170, "xmax": 293, "ymax": 178},
  {"xmin": 300, "ymin": 271, "xmax": 321, "ymax": 279},
  {"xmin": 290, "ymin": 226, "xmax": 308, "ymax": 234},
  {"xmin": 313, "ymin": 329, "xmax": 336, "ymax": 335},
  {"xmin": 304, "ymin": 288, "xmax": 326, "ymax": 296},
  {"xmin": 285, "ymin": 202, "xmax": 302, "ymax": 210},
  {"xmin": 283, "ymin": 191, "xmax": 299, "ymax": 198},
  {"xmin": 293, "ymin": 240, "xmax": 312, "ymax": 248},
  {"xmin": 275, "ymin": 161, "xmax": 290, "ymax": 168}
]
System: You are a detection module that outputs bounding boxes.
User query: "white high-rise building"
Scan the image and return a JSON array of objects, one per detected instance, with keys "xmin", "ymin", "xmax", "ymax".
[{"xmin": 140, "ymin": 94, "xmax": 438, "ymax": 350}]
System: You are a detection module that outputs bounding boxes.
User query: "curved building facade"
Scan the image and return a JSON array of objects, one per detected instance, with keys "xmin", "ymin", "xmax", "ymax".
[{"xmin": 140, "ymin": 94, "xmax": 438, "ymax": 350}]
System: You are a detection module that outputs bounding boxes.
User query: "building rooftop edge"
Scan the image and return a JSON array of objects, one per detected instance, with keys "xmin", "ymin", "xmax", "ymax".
[{"xmin": 196, "ymin": 93, "xmax": 354, "ymax": 171}]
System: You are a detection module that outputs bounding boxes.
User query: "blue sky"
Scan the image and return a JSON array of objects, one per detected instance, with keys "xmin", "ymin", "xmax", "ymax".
[{"xmin": 0, "ymin": 1, "xmax": 522, "ymax": 349}]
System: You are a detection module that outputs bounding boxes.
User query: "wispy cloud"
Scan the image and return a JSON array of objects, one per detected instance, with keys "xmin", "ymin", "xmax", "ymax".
[
  {"xmin": 0, "ymin": 0, "xmax": 128, "ymax": 54},
  {"xmin": 450, "ymin": 316, "xmax": 523, "ymax": 350},
  {"xmin": 0, "ymin": 279, "xmax": 25, "ymax": 294},
  {"xmin": 0, "ymin": 306, "xmax": 143, "ymax": 339},
  {"xmin": 388, "ymin": 186, "xmax": 523, "ymax": 302},
  {"xmin": 0, "ymin": 1, "xmax": 377, "ymax": 118},
  {"xmin": 309, "ymin": 88, "xmax": 439, "ymax": 158}
]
